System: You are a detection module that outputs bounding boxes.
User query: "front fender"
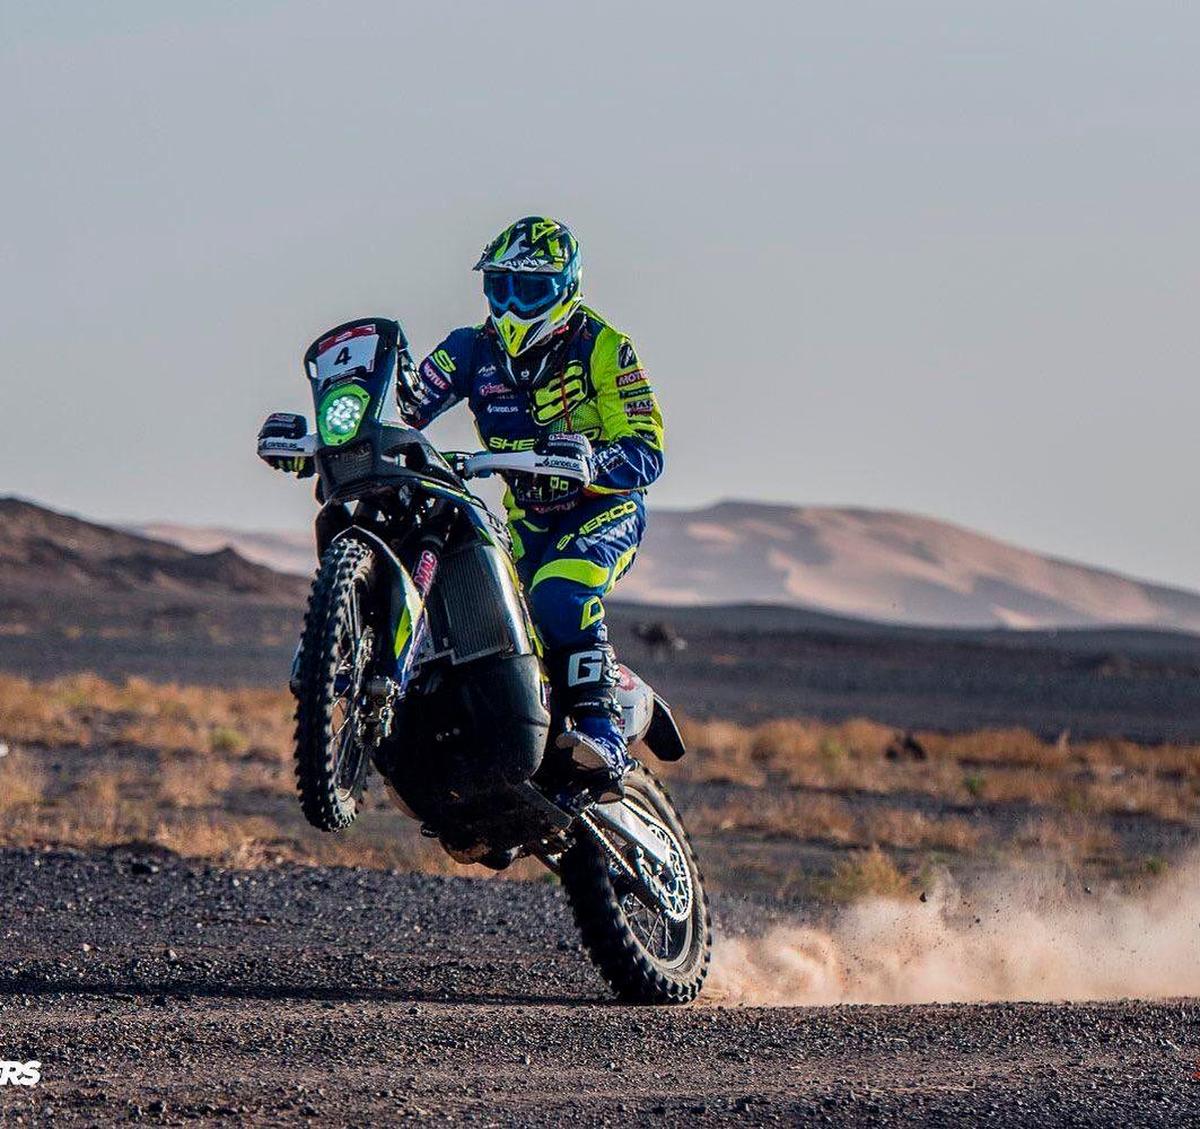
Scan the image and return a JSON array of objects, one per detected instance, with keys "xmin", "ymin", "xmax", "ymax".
[{"xmin": 327, "ymin": 527, "xmax": 425, "ymax": 678}]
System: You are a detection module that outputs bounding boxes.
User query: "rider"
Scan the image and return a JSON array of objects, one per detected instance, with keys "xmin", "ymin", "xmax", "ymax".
[{"xmin": 397, "ymin": 216, "xmax": 665, "ymax": 798}]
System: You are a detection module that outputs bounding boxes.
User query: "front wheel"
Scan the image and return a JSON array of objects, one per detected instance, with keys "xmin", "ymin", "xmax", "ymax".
[
  {"xmin": 293, "ymin": 537, "xmax": 378, "ymax": 831},
  {"xmin": 560, "ymin": 765, "xmax": 712, "ymax": 1004}
]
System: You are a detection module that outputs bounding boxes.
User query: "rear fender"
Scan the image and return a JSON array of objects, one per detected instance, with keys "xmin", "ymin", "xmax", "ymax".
[
  {"xmin": 615, "ymin": 664, "xmax": 654, "ymax": 743},
  {"xmin": 616, "ymin": 666, "xmax": 687, "ymax": 761},
  {"xmin": 645, "ymin": 692, "xmax": 687, "ymax": 762}
]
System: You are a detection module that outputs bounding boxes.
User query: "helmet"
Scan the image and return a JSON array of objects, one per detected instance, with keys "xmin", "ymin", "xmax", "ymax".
[{"xmin": 474, "ymin": 216, "xmax": 582, "ymax": 359}]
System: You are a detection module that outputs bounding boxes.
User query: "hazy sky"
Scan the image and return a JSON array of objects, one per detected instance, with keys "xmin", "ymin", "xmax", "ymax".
[{"xmin": 3, "ymin": 3, "xmax": 1198, "ymax": 588}]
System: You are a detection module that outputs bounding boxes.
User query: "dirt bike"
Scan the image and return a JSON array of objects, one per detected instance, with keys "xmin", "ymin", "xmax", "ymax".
[{"xmin": 257, "ymin": 318, "xmax": 710, "ymax": 1004}]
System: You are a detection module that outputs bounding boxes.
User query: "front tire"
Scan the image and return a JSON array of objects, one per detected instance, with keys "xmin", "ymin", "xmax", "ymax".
[
  {"xmin": 293, "ymin": 537, "xmax": 377, "ymax": 831},
  {"xmin": 561, "ymin": 765, "xmax": 712, "ymax": 1004}
]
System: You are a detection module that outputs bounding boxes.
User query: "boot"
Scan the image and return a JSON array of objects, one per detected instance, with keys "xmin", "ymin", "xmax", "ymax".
[{"xmin": 550, "ymin": 643, "xmax": 630, "ymax": 802}]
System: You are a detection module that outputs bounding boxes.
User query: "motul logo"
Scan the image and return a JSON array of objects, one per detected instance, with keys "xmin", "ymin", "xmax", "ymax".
[{"xmin": 0, "ymin": 1061, "xmax": 40, "ymax": 1086}]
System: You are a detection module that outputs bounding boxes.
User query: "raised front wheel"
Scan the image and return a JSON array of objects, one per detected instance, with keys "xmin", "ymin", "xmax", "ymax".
[{"xmin": 293, "ymin": 537, "xmax": 378, "ymax": 831}]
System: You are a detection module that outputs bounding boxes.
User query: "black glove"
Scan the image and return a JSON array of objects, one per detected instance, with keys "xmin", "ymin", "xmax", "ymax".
[
  {"xmin": 258, "ymin": 413, "xmax": 314, "ymax": 477},
  {"xmin": 511, "ymin": 433, "xmax": 594, "ymax": 507},
  {"xmin": 536, "ymin": 432, "xmax": 595, "ymax": 474},
  {"xmin": 395, "ymin": 355, "xmax": 432, "ymax": 427}
]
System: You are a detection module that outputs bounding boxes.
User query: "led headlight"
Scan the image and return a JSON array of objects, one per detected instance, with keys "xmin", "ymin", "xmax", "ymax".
[
  {"xmin": 324, "ymin": 394, "xmax": 365, "ymax": 436},
  {"xmin": 316, "ymin": 383, "xmax": 371, "ymax": 447}
]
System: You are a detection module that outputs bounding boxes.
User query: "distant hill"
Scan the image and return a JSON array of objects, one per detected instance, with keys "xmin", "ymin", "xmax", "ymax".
[
  {"xmin": 138, "ymin": 523, "xmax": 317, "ymax": 580},
  {"xmin": 139, "ymin": 501, "xmax": 1200, "ymax": 633},
  {"xmin": 0, "ymin": 498, "xmax": 306, "ymax": 601}
]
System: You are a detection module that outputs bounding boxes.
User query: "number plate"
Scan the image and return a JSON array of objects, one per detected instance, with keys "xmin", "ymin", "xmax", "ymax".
[{"xmin": 313, "ymin": 324, "xmax": 378, "ymax": 382}]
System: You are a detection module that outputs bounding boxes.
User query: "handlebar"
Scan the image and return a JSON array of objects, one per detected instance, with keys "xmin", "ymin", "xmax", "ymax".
[
  {"xmin": 457, "ymin": 450, "xmax": 591, "ymax": 483},
  {"xmin": 257, "ymin": 422, "xmax": 589, "ymax": 485}
]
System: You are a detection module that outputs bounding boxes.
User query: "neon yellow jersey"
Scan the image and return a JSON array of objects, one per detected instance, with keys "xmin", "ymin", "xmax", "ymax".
[{"xmin": 412, "ymin": 306, "xmax": 665, "ymax": 513}]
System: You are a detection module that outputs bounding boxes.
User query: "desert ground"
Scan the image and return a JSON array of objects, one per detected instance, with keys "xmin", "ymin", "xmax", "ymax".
[{"xmin": 3, "ymin": 501, "xmax": 1200, "ymax": 1123}]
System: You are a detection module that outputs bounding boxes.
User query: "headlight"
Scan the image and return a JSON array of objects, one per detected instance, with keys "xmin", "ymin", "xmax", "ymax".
[
  {"xmin": 324, "ymin": 394, "xmax": 365, "ymax": 436},
  {"xmin": 317, "ymin": 384, "xmax": 371, "ymax": 445}
]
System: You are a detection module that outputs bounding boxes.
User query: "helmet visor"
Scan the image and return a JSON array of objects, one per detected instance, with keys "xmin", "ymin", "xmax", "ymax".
[{"xmin": 483, "ymin": 269, "xmax": 563, "ymax": 316}]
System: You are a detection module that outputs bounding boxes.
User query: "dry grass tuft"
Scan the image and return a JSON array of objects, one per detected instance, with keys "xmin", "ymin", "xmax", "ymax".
[
  {"xmin": 821, "ymin": 846, "xmax": 912, "ymax": 902},
  {"xmin": 676, "ymin": 712, "xmax": 1200, "ymax": 827},
  {"xmin": 3, "ymin": 672, "xmax": 1197, "ymax": 892},
  {"xmin": 157, "ymin": 755, "xmax": 234, "ymax": 809},
  {"xmin": 0, "ymin": 747, "xmax": 46, "ymax": 810}
]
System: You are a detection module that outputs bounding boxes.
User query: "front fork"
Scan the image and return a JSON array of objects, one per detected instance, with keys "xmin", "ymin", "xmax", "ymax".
[{"xmin": 392, "ymin": 500, "xmax": 455, "ymax": 688}]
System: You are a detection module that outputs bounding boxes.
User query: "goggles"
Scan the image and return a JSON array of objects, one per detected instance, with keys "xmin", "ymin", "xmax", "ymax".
[{"xmin": 482, "ymin": 269, "xmax": 567, "ymax": 316}]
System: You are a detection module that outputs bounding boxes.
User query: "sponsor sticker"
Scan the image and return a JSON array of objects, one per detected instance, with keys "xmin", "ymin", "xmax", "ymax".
[
  {"xmin": 420, "ymin": 360, "xmax": 451, "ymax": 391},
  {"xmin": 618, "ymin": 340, "xmax": 637, "ymax": 368},
  {"xmin": 317, "ymin": 324, "xmax": 376, "ymax": 354},
  {"xmin": 412, "ymin": 549, "xmax": 437, "ymax": 594},
  {"xmin": 616, "ymin": 369, "xmax": 647, "ymax": 388},
  {"xmin": 624, "ymin": 398, "xmax": 656, "ymax": 416},
  {"xmin": 479, "ymin": 382, "xmax": 512, "ymax": 397}
]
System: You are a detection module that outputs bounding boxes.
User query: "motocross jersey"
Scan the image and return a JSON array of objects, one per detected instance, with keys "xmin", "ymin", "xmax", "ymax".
[{"xmin": 407, "ymin": 306, "xmax": 665, "ymax": 514}]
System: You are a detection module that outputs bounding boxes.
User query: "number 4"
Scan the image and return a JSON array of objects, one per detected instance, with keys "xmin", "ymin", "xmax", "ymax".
[{"xmin": 334, "ymin": 346, "xmax": 351, "ymax": 365}]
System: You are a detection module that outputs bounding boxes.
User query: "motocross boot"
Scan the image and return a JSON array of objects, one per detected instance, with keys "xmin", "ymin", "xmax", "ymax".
[{"xmin": 551, "ymin": 643, "xmax": 630, "ymax": 803}]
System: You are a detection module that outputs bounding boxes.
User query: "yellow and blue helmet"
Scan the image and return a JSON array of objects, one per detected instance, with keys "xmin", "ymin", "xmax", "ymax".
[{"xmin": 474, "ymin": 216, "xmax": 582, "ymax": 358}]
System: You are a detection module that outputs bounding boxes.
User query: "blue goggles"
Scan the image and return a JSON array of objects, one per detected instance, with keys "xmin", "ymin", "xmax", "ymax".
[{"xmin": 483, "ymin": 262, "xmax": 575, "ymax": 316}]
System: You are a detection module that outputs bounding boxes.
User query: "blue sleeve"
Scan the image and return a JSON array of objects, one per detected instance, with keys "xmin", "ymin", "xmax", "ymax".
[
  {"xmin": 590, "ymin": 435, "xmax": 665, "ymax": 493},
  {"xmin": 405, "ymin": 328, "xmax": 475, "ymax": 427}
]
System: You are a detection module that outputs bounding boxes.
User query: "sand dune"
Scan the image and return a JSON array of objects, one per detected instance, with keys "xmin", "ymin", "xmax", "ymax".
[{"xmin": 138, "ymin": 501, "xmax": 1200, "ymax": 632}]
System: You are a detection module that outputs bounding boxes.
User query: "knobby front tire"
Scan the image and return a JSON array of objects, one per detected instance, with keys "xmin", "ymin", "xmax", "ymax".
[{"xmin": 293, "ymin": 537, "xmax": 377, "ymax": 832}]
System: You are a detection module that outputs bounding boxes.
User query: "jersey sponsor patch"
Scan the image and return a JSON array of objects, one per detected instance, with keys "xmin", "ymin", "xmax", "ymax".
[
  {"xmin": 420, "ymin": 359, "xmax": 451, "ymax": 391},
  {"xmin": 479, "ymin": 381, "xmax": 512, "ymax": 397},
  {"xmin": 618, "ymin": 340, "xmax": 637, "ymax": 369},
  {"xmin": 624, "ymin": 398, "xmax": 656, "ymax": 416},
  {"xmin": 591, "ymin": 443, "xmax": 626, "ymax": 473},
  {"xmin": 530, "ymin": 366, "xmax": 588, "ymax": 426},
  {"xmin": 619, "ymin": 384, "xmax": 651, "ymax": 400},
  {"xmin": 431, "ymin": 348, "xmax": 456, "ymax": 374},
  {"xmin": 616, "ymin": 368, "xmax": 647, "ymax": 388}
]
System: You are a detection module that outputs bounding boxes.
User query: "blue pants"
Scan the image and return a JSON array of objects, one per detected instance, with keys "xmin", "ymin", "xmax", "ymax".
[{"xmin": 510, "ymin": 494, "xmax": 646, "ymax": 651}]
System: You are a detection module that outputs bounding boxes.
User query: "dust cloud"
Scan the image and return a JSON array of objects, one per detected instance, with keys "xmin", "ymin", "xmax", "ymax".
[{"xmin": 708, "ymin": 859, "xmax": 1200, "ymax": 1005}]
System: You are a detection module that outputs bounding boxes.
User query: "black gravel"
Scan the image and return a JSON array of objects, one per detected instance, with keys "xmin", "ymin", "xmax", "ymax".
[{"xmin": 1, "ymin": 847, "xmax": 1199, "ymax": 1125}]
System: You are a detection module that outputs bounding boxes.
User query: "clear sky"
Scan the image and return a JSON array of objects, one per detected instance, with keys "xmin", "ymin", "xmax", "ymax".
[{"xmin": 2, "ymin": 3, "xmax": 1198, "ymax": 588}]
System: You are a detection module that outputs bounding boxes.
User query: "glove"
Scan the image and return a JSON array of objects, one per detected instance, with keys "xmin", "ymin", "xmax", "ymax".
[
  {"xmin": 536, "ymin": 433, "xmax": 594, "ymax": 482},
  {"xmin": 510, "ymin": 433, "xmax": 594, "ymax": 508},
  {"xmin": 394, "ymin": 355, "xmax": 426, "ymax": 426},
  {"xmin": 508, "ymin": 433, "xmax": 592, "ymax": 508},
  {"xmin": 271, "ymin": 455, "xmax": 313, "ymax": 477},
  {"xmin": 258, "ymin": 413, "xmax": 314, "ymax": 477}
]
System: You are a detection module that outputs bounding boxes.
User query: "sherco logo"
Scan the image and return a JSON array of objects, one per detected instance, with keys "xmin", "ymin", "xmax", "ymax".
[{"xmin": 0, "ymin": 1061, "xmax": 40, "ymax": 1086}]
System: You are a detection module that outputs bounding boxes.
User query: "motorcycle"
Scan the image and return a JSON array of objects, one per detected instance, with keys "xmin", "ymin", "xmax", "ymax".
[{"xmin": 257, "ymin": 317, "xmax": 710, "ymax": 1004}]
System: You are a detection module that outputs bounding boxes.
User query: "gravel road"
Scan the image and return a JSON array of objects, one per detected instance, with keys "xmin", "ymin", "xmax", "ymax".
[{"xmin": 2, "ymin": 848, "xmax": 1198, "ymax": 1125}]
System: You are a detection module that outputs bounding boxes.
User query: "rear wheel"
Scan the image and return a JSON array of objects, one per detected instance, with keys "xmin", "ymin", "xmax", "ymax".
[
  {"xmin": 560, "ymin": 764, "xmax": 711, "ymax": 1004},
  {"xmin": 293, "ymin": 537, "xmax": 377, "ymax": 831}
]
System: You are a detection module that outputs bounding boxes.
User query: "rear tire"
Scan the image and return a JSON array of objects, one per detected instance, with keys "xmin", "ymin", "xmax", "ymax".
[
  {"xmin": 293, "ymin": 537, "xmax": 377, "ymax": 831},
  {"xmin": 560, "ymin": 765, "xmax": 711, "ymax": 1004}
]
